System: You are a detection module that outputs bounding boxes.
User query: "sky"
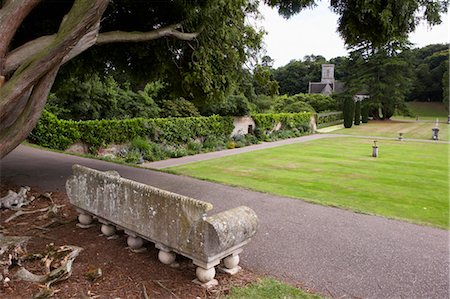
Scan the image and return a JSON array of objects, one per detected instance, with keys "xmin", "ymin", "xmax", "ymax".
[{"xmin": 258, "ymin": 2, "xmax": 449, "ymax": 68}]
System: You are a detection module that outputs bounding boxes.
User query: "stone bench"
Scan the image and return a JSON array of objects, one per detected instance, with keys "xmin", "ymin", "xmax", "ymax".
[{"xmin": 66, "ymin": 164, "xmax": 258, "ymax": 286}]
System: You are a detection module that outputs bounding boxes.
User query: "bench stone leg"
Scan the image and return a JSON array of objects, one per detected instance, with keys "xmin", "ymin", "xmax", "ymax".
[
  {"xmin": 158, "ymin": 250, "xmax": 176, "ymax": 265},
  {"xmin": 127, "ymin": 235, "xmax": 145, "ymax": 252},
  {"xmin": 76, "ymin": 213, "xmax": 94, "ymax": 228},
  {"xmin": 194, "ymin": 266, "xmax": 218, "ymax": 288},
  {"xmin": 221, "ymin": 253, "xmax": 241, "ymax": 275},
  {"xmin": 101, "ymin": 224, "xmax": 116, "ymax": 237}
]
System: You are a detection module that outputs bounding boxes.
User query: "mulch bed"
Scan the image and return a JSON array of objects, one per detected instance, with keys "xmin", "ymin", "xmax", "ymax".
[{"xmin": 0, "ymin": 182, "xmax": 258, "ymax": 298}]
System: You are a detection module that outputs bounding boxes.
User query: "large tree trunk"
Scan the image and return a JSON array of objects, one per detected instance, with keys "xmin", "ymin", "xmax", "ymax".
[
  {"xmin": 0, "ymin": 0, "xmax": 200, "ymax": 159},
  {"xmin": 0, "ymin": 0, "xmax": 109, "ymax": 158}
]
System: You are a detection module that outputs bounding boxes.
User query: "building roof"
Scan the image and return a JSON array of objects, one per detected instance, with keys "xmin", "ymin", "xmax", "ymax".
[
  {"xmin": 309, "ymin": 80, "xmax": 345, "ymax": 95},
  {"xmin": 309, "ymin": 83, "xmax": 329, "ymax": 94}
]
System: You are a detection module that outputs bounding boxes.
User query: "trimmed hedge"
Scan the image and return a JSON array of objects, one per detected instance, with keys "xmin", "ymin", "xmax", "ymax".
[
  {"xmin": 343, "ymin": 97, "xmax": 355, "ymax": 128},
  {"xmin": 252, "ymin": 112, "xmax": 312, "ymax": 140},
  {"xmin": 30, "ymin": 111, "xmax": 313, "ymax": 153},
  {"xmin": 361, "ymin": 103, "xmax": 369, "ymax": 123},
  {"xmin": 354, "ymin": 101, "xmax": 361, "ymax": 125},
  {"xmin": 316, "ymin": 111, "xmax": 343, "ymax": 127},
  {"xmin": 30, "ymin": 111, "xmax": 234, "ymax": 152}
]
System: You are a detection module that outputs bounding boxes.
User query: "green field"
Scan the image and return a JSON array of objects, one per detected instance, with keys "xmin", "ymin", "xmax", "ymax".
[
  {"xmin": 331, "ymin": 120, "xmax": 449, "ymax": 141},
  {"xmin": 397, "ymin": 102, "xmax": 448, "ymax": 121},
  {"xmin": 168, "ymin": 138, "xmax": 449, "ymax": 228}
]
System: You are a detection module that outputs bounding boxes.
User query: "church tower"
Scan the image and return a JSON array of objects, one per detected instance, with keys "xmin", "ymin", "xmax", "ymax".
[{"xmin": 321, "ymin": 64, "xmax": 334, "ymax": 84}]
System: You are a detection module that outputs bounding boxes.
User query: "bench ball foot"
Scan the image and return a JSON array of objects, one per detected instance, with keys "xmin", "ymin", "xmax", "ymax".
[
  {"xmin": 158, "ymin": 250, "xmax": 176, "ymax": 265},
  {"xmin": 127, "ymin": 236, "xmax": 143, "ymax": 250},
  {"xmin": 101, "ymin": 224, "xmax": 116, "ymax": 237},
  {"xmin": 196, "ymin": 267, "xmax": 216, "ymax": 283},
  {"xmin": 224, "ymin": 254, "xmax": 240, "ymax": 269},
  {"xmin": 78, "ymin": 213, "xmax": 93, "ymax": 225}
]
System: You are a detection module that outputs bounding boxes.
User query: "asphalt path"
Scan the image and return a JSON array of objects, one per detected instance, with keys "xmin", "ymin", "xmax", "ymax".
[{"xmin": 1, "ymin": 143, "xmax": 448, "ymax": 298}]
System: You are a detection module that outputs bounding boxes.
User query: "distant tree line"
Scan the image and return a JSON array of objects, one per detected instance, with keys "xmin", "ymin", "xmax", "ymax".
[
  {"xmin": 272, "ymin": 43, "xmax": 448, "ymax": 102},
  {"xmin": 271, "ymin": 43, "xmax": 448, "ymax": 119}
]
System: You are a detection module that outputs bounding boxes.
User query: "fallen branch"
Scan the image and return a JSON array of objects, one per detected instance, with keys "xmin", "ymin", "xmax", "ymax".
[
  {"xmin": 16, "ymin": 245, "xmax": 83, "ymax": 287},
  {"xmin": 5, "ymin": 207, "xmax": 48, "ymax": 223},
  {"xmin": 0, "ymin": 235, "xmax": 30, "ymax": 268},
  {"xmin": 5, "ymin": 204, "xmax": 64, "ymax": 223},
  {"xmin": 0, "ymin": 186, "xmax": 31, "ymax": 210}
]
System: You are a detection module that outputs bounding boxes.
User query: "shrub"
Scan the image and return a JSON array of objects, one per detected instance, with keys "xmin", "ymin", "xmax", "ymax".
[
  {"xmin": 28, "ymin": 111, "xmax": 81, "ymax": 150},
  {"xmin": 272, "ymin": 95, "xmax": 315, "ymax": 113},
  {"xmin": 302, "ymin": 94, "xmax": 337, "ymax": 112},
  {"xmin": 130, "ymin": 137, "xmax": 151, "ymax": 153},
  {"xmin": 226, "ymin": 140, "xmax": 236, "ymax": 149},
  {"xmin": 203, "ymin": 136, "xmax": 226, "ymax": 151},
  {"xmin": 343, "ymin": 96, "xmax": 354, "ymax": 128},
  {"xmin": 273, "ymin": 93, "xmax": 336, "ymax": 113},
  {"xmin": 354, "ymin": 101, "xmax": 361, "ymax": 125},
  {"xmin": 316, "ymin": 112, "xmax": 343, "ymax": 126},
  {"xmin": 361, "ymin": 102, "xmax": 369, "ymax": 123},
  {"xmin": 186, "ymin": 141, "xmax": 203, "ymax": 155},
  {"xmin": 251, "ymin": 95, "xmax": 274, "ymax": 113},
  {"xmin": 49, "ymin": 75, "xmax": 161, "ymax": 120},
  {"xmin": 129, "ymin": 138, "xmax": 169, "ymax": 162},
  {"xmin": 31, "ymin": 111, "xmax": 234, "ymax": 153},
  {"xmin": 202, "ymin": 94, "xmax": 251, "ymax": 116},
  {"xmin": 231, "ymin": 133, "xmax": 260, "ymax": 147},
  {"xmin": 252, "ymin": 112, "xmax": 311, "ymax": 138},
  {"xmin": 125, "ymin": 149, "xmax": 143, "ymax": 164},
  {"xmin": 159, "ymin": 98, "xmax": 200, "ymax": 118},
  {"xmin": 30, "ymin": 111, "xmax": 313, "ymax": 158},
  {"xmin": 164, "ymin": 145, "xmax": 189, "ymax": 158}
]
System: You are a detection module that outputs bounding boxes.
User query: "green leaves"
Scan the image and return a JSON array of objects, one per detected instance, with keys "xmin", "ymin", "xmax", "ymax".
[
  {"xmin": 30, "ymin": 111, "xmax": 235, "ymax": 153},
  {"xmin": 253, "ymin": 112, "xmax": 312, "ymax": 137},
  {"xmin": 329, "ymin": 0, "xmax": 447, "ymax": 51}
]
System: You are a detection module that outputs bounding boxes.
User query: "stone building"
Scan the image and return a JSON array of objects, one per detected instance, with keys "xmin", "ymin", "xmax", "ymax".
[{"xmin": 308, "ymin": 64, "xmax": 344, "ymax": 95}]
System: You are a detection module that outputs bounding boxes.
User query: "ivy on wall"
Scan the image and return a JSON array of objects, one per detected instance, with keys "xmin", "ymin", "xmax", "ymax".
[{"xmin": 29, "ymin": 111, "xmax": 313, "ymax": 153}]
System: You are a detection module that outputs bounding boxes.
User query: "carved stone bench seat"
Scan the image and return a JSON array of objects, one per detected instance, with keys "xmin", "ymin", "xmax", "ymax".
[{"xmin": 66, "ymin": 164, "xmax": 258, "ymax": 287}]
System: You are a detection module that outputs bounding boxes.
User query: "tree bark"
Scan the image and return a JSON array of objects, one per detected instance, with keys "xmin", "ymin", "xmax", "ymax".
[
  {"xmin": 0, "ymin": 0, "xmax": 109, "ymax": 158},
  {"xmin": 5, "ymin": 24, "xmax": 199, "ymax": 76},
  {"xmin": 0, "ymin": 0, "xmax": 41, "ymax": 74},
  {"xmin": 96, "ymin": 24, "xmax": 199, "ymax": 44},
  {"xmin": 0, "ymin": 0, "xmax": 200, "ymax": 159},
  {"xmin": 0, "ymin": 66, "xmax": 59, "ymax": 157}
]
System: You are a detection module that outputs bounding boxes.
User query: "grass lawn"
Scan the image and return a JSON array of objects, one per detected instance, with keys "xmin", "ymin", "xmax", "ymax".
[
  {"xmin": 227, "ymin": 278, "xmax": 322, "ymax": 299},
  {"xmin": 331, "ymin": 120, "xmax": 449, "ymax": 141},
  {"xmin": 168, "ymin": 137, "xmax": 449, "ymax": 228},
  {"xmin": 394, "ymin": 102, "xmax": 448, "ymax": 121}
]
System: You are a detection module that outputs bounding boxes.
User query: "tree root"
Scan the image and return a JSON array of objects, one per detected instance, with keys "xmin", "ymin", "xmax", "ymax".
[
  {"xmin": 16, "ymin": 245, "xmax": 83, "ymax": 287},
  {"xmin": 4, "ymin": 204, "xmax": 65, "ymax": 223},
  {"xmin": 0, "ymin": 186, "xmax": 32, "ymax": 210}
]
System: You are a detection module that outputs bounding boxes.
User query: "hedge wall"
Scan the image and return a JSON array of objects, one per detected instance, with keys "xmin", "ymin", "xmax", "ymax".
[
  {"xmin": 252, "ymin": 112, "xmax": 312, "ymax": 138},
  {"xmin": 30, "ymin": 111, "xmax": 313, "ymax": 153},
  {"xmin": 316, "ymin": 111, "xmax": 343, "ymax": 127},
  {"xmin": 30, "ymin": 111, "xmax": 234, "ymax": 152}
]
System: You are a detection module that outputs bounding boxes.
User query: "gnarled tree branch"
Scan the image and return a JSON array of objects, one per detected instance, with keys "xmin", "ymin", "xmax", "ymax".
[
  {"xmin": 0, "ymin": 0, "xmax": 109, "ymax": 158},
  {"xmin": 0, "ymin": 0, "xmax": 41, "ymax": 73},
  {"xmin": 96, "ymin": 23, "xmax": 199, "ymax": 44},
  {"xmin": 5, "ymin": 23, "xmax": 199, "ymax": 75}
]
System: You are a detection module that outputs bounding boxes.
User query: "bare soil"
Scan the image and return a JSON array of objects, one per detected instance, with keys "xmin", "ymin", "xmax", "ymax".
[{"xmin": 0, "ymin": 182, "xmax": 258, "ymax": 298}]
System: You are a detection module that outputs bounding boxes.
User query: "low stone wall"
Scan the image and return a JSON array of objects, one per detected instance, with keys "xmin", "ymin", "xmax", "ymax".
[
  {"xmin": 231, "ymin": 116, "xmax": 256, "ymax": 136},
  {"xmin": 66, "ymin": 164, "xmax": 258, "ymax": 287}
]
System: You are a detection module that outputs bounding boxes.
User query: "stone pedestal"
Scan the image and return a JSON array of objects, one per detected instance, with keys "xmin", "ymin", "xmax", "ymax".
[
  {"xmin": 432, "ymin": 127, "xmax": 439, "ymax": 140},
  {"xmin": 372, "ymin": 146, "xmax": 378, "ymax": 158}
]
